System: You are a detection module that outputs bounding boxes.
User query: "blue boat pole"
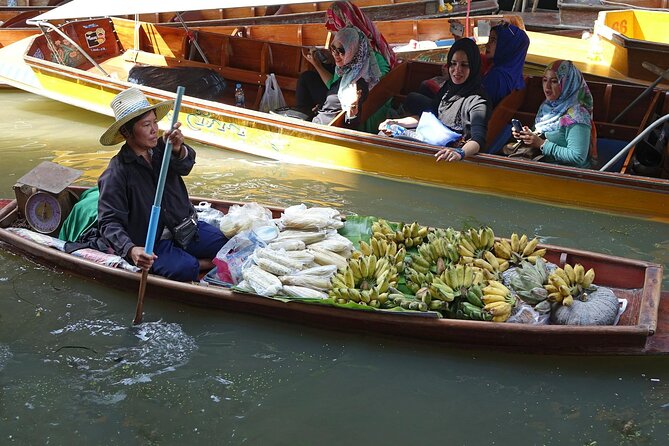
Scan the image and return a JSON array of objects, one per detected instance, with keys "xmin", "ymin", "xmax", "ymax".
[{"xmin": 134, "ymin": 86, "xmax": 186, "ymax": 325}]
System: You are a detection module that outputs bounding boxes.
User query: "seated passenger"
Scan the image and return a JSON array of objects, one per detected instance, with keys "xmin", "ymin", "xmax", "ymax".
[
  {"xmin": 301, "ymin": 26, "xmax": 383, "ymax": 126},
  {"xmin": 512, "ymin": 60, "xmax": 593, "ymax": 168},
  {"xmin": 325, "ymin": 1, "xmax": 397, "ymax": 69},
  {"xmin": 296, "ymin": 1, "xmax": 393, "ymax": 117},
  {"xmin": 481, "ymin": 23, "xmax": 529, "ymax": 108},
  {"xmin": 415, "ymin": 23, "xmax": 529, "ymax": 108},
  {"xmin": 97, "ymin": 88, "xmax": 227, "ymax": 281},
  {"xmin": 378, "ymin": 38, "xmax": 490, "ymax": 162}
]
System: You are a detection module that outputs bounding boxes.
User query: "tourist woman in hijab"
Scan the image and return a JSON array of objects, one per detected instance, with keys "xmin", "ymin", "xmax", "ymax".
[
  {"xmin": 324, "ymin": 1, "xmax": 396, "ymax": 69},
  {"xmin": 378, "ymin": 38, "xmax": 490, "ymax": 162},
  {"xmin": 512, "ymin": 60, "xmax": 593, "ymax": 168},
  {"xmin": 417, "ymin": 23, "xmax": 529, "ymax": 109},
  {"xmin": 303, "ymin": 26, "xmax": 382, "ymax": 127},
  {"xmin": 296, "ymin": 1, "xmax": 392, "ymax": 117},
  {"xmin": 481, "ymin": 23, "xmax": 529, "ymax": 107}
]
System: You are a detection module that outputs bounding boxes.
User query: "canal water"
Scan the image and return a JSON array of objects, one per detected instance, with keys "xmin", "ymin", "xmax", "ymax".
[{"xmin": 1, "ymin": 89, "xmax": 668, "ymax": 445}]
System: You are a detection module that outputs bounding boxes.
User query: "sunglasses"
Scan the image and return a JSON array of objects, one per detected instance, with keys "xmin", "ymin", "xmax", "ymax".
[{"xmin": 329, "ymin": 45, "xmax": 345, "ymax": 56}]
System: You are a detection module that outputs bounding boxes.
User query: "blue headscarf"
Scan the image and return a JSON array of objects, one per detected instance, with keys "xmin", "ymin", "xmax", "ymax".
[
  {"xmin": 535, "ymin": 60, "xmax": 593, "ymax": 134},
  {"xmin": 481, "ymin": 24, "xmax": 529, "ymax": 107}
]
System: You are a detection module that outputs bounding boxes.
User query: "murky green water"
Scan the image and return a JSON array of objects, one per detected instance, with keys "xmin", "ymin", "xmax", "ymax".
[{"xmin": 1, "ymin": 89, "xmax": 668, "ymax": 445}]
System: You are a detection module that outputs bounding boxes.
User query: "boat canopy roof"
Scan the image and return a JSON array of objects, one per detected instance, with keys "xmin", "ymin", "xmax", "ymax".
[{"xmin": 30, "ymin": 0, "xmax": 330, "ymax": 22}]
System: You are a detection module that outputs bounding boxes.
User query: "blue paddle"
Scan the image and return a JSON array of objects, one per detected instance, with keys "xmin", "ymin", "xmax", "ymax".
[{"xmin": 133, "ymin": 86, "xmax": 186, "ymax": 325}]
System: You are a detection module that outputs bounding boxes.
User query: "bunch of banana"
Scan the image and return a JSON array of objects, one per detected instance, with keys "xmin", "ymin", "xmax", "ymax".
[
  {"xmin": 329, "ymin": 254, "xmax": 399, "ymax": 308},
  {"xmin": 388, "ymin": 291, "xmax": 430, "ymax": 312},
  {"xmin": 404, "ymin": 268, "xmax": 434, "ymax": 294},
  {"xmin": 406, "ymin": 236, "xmax": 460, "ymax": 276},
  {"xmin": 439, "ymin": 264, "xmax": 486, "ymax": 296},
  {"xmin": 481, "ymin": 280, "xmax": 516, "ymax": 322},
  {"xmin": 457, "ymin": 227, "xmax": 495, "ymax": 259},
  {"xmin": 457, "ymin": 227, "xmax": 508, "ymax": 278},
  {"xmin": 427, "ymin": 227, "xmax": 460, "ymax": 244},
  {"xmin": 456, "ymin": 301, "xmax": 493, "ymax": 321},
  {"xmin": 359, "ymin": 238, "xmax": 406, "ymax": 272},
  {"xmin": 544, "ymin": 263, "xmax": 595, "ymax": 306},
  {"xmin": 452, "ymin": 284, "xmax": 490, "ymax": 320},
  {"xmin": 329, "ymin": 286, "xmax": 386, "ymax": 308},
  {"xmin": 394, "ymin": 221, "xmax": 429, "ymax": 248},
  {"xmin": 371, "ymin": 219, "xmax": 397, "ymax": 241},
  {"xmin": 493, "ymin": 233, "xmax": 547, "ymax": 266}
]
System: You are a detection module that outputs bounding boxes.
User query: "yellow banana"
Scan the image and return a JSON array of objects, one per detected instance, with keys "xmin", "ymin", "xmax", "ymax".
[
  {"xmin": 482, "ymin": 294, "xmax": 506, "ymax": 304},
  {"xmin": 345, "ymin": 268, "xmax": 355, "ymax": 288},
  {"xmin": 574, "ymin": 264, "xmax": 585, "ymax": 284},
  {"xmin": 582, "ymin": 268, "xmax": 595, "ymax": 288},
  {"xmin": 482, "ymin": 285, "xmax": 508, "ymax": 297},
  {"xmin": 473, "ymin": 258, "xmax": 494, "ymax": 273},
  {"xmin": 522, "ymin": 237, "xmax": 539, "ymax": 257},
  {"xmin": 562, "ymin": 295, "xmax": 574, "ymax": 306},
  {"xmin": 554, "ymin": 268, "xmax": 570, "ymax": 284},
  {"xmin": 518, "ymin": 234, "xmax": 528, "ymax": 253},
  {"xmin": 510, "ymin": 233, "xmax": 520, "ymax": 252},
  {"xmin": 531, "ymin": 248, "xmax": 547, "ymax": 258},
  {"xmin": 359, "ymin": 240, "xmax": 372, "ymax": 256},
  {"xmin": 349, "ymin": 260, "xmax": 362, "ymax": 281},
  {"xmin": 494, "ymin": 240, "xmax": 512, "ymax": 259},
  {"xmin": 483, "ymin": 250, "xmax": 500, "ymax": 270},
  {"xmin": 564, "ymin": 264, "xmax": 576, "ymax": 284}
]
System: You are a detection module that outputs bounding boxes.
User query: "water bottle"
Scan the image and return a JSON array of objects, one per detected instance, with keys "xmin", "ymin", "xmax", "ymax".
[
  {"xmin": 385, "ymin": 122, "xmax": 406, "ymax": 137},
  {"xmin": 234, "ymin": 83, "xmax": 245, "ymax": 108}
]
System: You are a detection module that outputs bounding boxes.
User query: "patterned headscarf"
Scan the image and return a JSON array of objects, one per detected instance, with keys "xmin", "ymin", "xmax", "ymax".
[
  {"xmin": 535, "ymin": 60, "xmax": 593, "ymax": 134},
  {"xmin": 334, "ymin": 26, "xmax": 382, "ymax": 119},
  {"xmin": 325, "ymin": 1, "xmax": 397, "ymax": 68}
]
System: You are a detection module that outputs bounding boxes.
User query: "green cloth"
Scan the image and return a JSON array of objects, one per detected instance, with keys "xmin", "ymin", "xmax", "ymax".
[
  {"xmin": 363, "ymin": 98, "xmax": 393, "ymax": 133},
  {"xmin": 58, "ymin": 187, "xmax": 99, "ymax": 242},
  {"xmin": 542, "ymin": 123, "xmax": 591, "ymax": 168}
]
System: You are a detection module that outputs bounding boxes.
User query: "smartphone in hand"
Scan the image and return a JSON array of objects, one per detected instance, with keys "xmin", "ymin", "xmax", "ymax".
[{"xmin": 511, "ymin": 119, "xmax": 523, "ymax": 133}]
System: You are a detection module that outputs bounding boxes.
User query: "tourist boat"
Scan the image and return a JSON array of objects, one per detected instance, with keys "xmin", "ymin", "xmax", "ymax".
[
  {"xmin": 0, "ymin": 3, "xmax": 668, "ymax": 221},
  {"xmin": 0, "ymin": 188, "xmax": 666, "ymax": 355},
  {"xmin": 558, "ymin": 0, "xmax": 669, "ymax": 31},
  {"xmin": 190, "ymin": 13, "xmax": 525, "ymax": 50},
  {"xmin": 392, "ymin": 9, "xmax": 669, "ymax": 88}
]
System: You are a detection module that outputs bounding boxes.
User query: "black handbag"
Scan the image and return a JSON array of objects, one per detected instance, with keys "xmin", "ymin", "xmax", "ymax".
[{"xmin": 172, "ymin": 214, "xmax": 199, "ymax": 249}]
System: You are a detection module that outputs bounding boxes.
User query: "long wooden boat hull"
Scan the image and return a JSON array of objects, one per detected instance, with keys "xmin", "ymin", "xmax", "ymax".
[
  {"xmin": 1, "ymin": 18, "xmax": 669, "ymax": 222},
  {"xmin": 0, "ymin": 192, "xmax": 666, "ymax": 355},
  {"xmin": 156, "ymin": 0, "xmax": 500, "ymax": 27}
]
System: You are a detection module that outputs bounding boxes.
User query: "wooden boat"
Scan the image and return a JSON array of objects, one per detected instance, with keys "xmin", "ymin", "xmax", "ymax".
[
  {"xmin": 558, "ymin": 0, "xmax": 669, "ymax": 31},
  {"xmin": 191, "ymin": 13, "xmax": 526, "ymax": 49},
  {"xmin": 2, "ymin": 10, "xmax": 669, "ymax": 221},
  {"xmin": 149, "ymin": 0, "xmax": 502, "ymax": 27},
  {"xmin": 0, "ymin": 187, "xmax": 666, "ymax": 355},
  {"xmin": 393, "ymin": 9, "xmax": 669, "ymax": 88}
]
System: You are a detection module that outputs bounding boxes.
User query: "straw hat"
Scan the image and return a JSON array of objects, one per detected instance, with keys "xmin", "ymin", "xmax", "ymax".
[{"xmin": 99, "ymin": 88, "xmax": 174, "ymax": 146}]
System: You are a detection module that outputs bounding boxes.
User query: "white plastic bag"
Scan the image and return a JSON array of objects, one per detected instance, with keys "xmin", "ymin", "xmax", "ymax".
[
  {"xmin": 279, "ymin": 204, "xmax": 344, "ymax": 230},
  {"xmin": 218, "ymin": 202, "xmax": 274, "ymax": 238},
  {"xmin": 259, "ymin": 73, "xmax": 287, "ymax": 113},
  {"xmin": 415, "ymin": 112, "xmax": 462, "ymax": 146}
]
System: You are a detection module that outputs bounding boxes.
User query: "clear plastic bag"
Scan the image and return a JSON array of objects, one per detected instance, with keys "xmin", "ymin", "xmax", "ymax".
[
  {"xmin": 213, "ymin": 229, "xmax": 266, "ymax": 285},
  {"xmin": 218, "ymin": 202, "xmax": 274, "ymax": 238},
  {"xmin": 279, "ymin": 204, "xmax": 343, "ymax": 230},
  {"xmin": 507, "ymin": 302, "xmax": 550, "ymax": 325},
  {"xmin": 259, "ymin": 73, "xmax": 287, "ymax": 113},
  {"xmin": 194, "ymin": 201, "xmax": 226, "ymax": 228}
]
